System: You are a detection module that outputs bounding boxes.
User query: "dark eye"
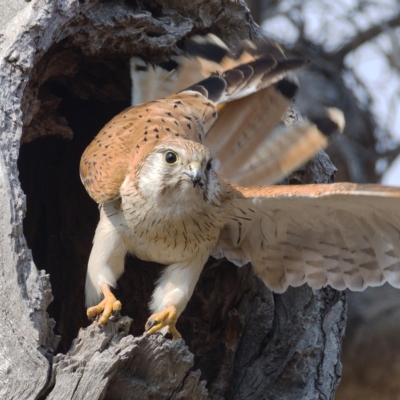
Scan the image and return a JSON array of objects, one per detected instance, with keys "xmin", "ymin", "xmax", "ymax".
[
  {"xmin": 165, "ymin": 151, "xmax": 178, "ymax": 164},
  {"xmin": 206, "ymin": 160, "xmax": 212, "ymax": 171}
]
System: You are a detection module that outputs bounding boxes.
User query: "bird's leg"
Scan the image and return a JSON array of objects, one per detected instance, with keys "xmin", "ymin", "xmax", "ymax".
[
  {"xmin": 145, "ymin": 303, "xmax": 181, "ymax": 339},
  {"xmin": 144, "ymin": 255, "xmax": 208, "ymax": 339},
  {"xmin": 87, "ymin": 283, "xmax": 122, "ymax": 325},
  {"xmin": 85, "ymin": 201, "xmax": 128, "ymax": 325}
]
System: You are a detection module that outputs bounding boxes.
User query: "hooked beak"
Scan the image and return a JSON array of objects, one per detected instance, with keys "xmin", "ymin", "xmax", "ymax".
[{"xmin": 185, "ymin": 162, "xmax": 204, "ymax": 188}]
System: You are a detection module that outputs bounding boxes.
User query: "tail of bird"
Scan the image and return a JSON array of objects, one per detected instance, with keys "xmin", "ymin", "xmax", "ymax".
[{"xmin": 130, "ymin": 34, "xmax": 343, "ymax": 185}]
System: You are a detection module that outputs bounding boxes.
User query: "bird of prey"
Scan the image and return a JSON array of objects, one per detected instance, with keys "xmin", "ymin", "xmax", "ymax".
[{"xmin": 80, "ymin": 36, "xmax": 400, "ymax": 339}]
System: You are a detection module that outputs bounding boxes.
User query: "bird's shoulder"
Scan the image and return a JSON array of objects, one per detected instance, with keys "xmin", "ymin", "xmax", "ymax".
[{"xmin": 80, "ymin": 92, "xmax": 216, "ymax": 204}]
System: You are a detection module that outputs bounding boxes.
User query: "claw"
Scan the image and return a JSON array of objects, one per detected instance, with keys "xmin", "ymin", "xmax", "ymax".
[
  {"xmin": 87, "ymin": 284, "xmax": 122, "ymax": 325},
  {"xmin": 145, "ymin": 319, "xmax": 159, "ymax": 331},
  {"xmin": 145, "ymin": 304, "xmax": 182, "ymax": 340}
]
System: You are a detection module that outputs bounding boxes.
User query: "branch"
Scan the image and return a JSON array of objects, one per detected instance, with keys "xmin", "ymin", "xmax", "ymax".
[
  {"xmin": 335, "ymin": 11, "xmax": 400, "ymax": 61},
  {"xmin": 381, "ymin": 144, "xmax": 400, "ymax": 165},
  {"xmin": 44, "ymin": 317, "xmax": 208, "ymax": 399}
]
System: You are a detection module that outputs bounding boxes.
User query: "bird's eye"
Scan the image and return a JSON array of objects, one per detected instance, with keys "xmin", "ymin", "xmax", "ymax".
[
  {"xmin": 206, "ymin": 160, "xmax": 212, "ymax": 171},
  {"xmin": 165, "ymin": 151, "xmax": 178, "ymax": 165}
]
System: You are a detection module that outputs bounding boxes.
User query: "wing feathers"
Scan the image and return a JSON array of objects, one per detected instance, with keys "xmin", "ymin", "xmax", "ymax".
[
  {"xmin": 216, "ymin": 183, "xmax": 400, "ymax": 292},
  {"xmin": 129, "ymin": 34, "xmax": 312, "ymax": 187},
  {"xmin": 205, "ymin": 93, "xmax": 343, "ymax": 186},
  {"xmin": 183, "ymin": 57, "xmax": 308, "ymax": 106},
  {"xmin": 205, "ymin": 84, "xmax": 295, "ymax": 177},
  {"xmin": 230, "ymin": 122, "xmax": 328, "ymax": 186},
  {"xmin": 130, "ymin": 33, "xmax": 308, "ymax": 107}
]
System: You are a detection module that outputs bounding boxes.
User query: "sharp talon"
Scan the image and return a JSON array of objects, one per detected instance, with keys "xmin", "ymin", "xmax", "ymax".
[
  {"xmin": 144, "ymin": 305, "xmax": 181, "ymax": 339},
  {"xmin": 145, "ymin": 319, "xmax": 159, "ymax": 332},
  {"xmin": 86, "ymin": 286, "xmax": 122, "ymax": 326}
]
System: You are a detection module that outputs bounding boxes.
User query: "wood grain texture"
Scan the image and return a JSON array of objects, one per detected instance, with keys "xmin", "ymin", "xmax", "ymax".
[{"xmin": 45, "ymin": 316, "xmax": 208, "ymax": 400}]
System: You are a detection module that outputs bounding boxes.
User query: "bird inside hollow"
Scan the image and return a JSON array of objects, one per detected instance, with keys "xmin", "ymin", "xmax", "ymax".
[{"xmin": 80, "ymin": 35, "xmax": 400, "ymax": 339}]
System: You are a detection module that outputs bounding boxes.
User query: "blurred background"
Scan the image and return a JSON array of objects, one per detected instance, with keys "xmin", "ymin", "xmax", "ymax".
[{"xmin": 244, "ymin": 1, "xmax": 400, "ymax": 398}]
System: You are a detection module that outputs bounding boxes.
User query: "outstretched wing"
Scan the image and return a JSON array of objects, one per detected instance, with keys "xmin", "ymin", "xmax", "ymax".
[
  {"xmin": 81, "ymin": 36, "xmax": 311, "ymax": 204},
  {"xmin": 214, "ymin": 183, "xmax": 400, "ymax": 292},
  {"xmin": 130, "ymin": 34, "xmax": 306, "ymax": 105},
  {"xmin": 130, "ymin": 34, "xmax": 325, "ymax": 186}
]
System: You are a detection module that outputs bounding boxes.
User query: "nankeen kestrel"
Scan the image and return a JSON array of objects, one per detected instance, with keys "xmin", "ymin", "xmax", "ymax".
[{"xmin": 80, "ymin": 36, "xmax": 400, "ymax": 338}]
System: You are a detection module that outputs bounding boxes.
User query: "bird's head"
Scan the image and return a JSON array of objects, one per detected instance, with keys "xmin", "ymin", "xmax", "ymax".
[{"xmin": 136, "ymin": 138, "xmax": 223, "ymax": 208}]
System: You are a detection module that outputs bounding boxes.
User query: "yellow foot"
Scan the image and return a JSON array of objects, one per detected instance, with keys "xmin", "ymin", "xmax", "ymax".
[
  {"xmin": 145, "ymin": 305, "xmax": 182, "ymax": 340},
  {"xmin": 87, "ymin": 284, "xmax": 122, "ymax": 325}
]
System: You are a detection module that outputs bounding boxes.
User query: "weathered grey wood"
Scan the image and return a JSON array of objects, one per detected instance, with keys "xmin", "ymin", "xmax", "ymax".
[
  {"xmin": 0, "ymin": 1, "xmax": 345, "ymax": 399},
  {"xmin": 0, "ymin": 146, "xmax": 53, "ymax": 400},
  {"xmin": 45, "ymin": 316, "xmax": 208, "ymax": 400},
  {"xmin": 228, "ymin": 282, "xmax": 346, "ymax": 400},
  {"xmin": 0, "ymin": 2, "xmax": 62, "ymax": 399}
]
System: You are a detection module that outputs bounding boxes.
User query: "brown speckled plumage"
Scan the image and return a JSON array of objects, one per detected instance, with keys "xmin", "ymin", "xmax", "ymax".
[
  {"xmin": 80, "ymin": 92, "xmax": 217, "ymax": 203},
  {"xmin": 81, "ymin": 35, "xmax": 400, "ymax": 338}
]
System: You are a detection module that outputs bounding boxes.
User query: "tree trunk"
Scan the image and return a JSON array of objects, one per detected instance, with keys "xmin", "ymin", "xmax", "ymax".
[{"xmin": 0, "ymin": 1, "xmax": 346, "ymax": 399}]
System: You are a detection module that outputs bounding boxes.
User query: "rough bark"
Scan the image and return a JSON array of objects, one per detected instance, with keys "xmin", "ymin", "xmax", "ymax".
[
  {"xmin": 336, "ymin": 285, "xmax": 400, "ymax": 400},
  {"xmin": 0, "ymin": 1, "xmax": 346, "ymax": 399}
]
